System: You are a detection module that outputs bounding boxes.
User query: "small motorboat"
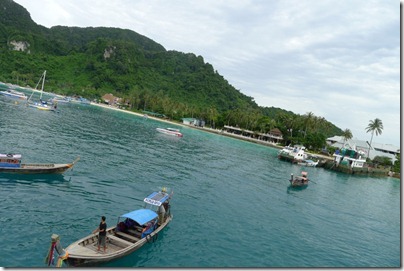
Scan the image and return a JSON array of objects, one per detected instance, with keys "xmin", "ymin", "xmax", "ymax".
[
  {"xmin": 297, "ymin": 159, "xmax": 319, "ymax": 167},
  {"xmin": 156, "ymin": 127, "xmax": 183, "ymax": 137},
  {"xmin": 289, "ymin": 171, "xmax": 309, "ymax": 187}
]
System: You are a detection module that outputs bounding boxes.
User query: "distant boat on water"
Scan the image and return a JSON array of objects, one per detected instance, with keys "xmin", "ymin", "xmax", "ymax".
[
  {"xmin": 289, "ymin": 171, "xmax": 310, "ymax": 187},
  {"xmin": 297, "ymin": 159, "xmax": 319, "ymax": 167},
  {"xmin": 48, "ymin": 96, "xmax": 90, "ymax": 105},
  {"xmin": 0, "ymin": 153, "xmax": 79, "ymax": 174},
  {"xmin": 156, "ymin": 127, "xmax": 183, "ymax": 137},
  {"xmin": 26, "ymin": 70, "xmax": 58, "ymax": 111},
  {"xmin": 0, "ymin": 89, "xmax": 27, "ymax": 100},
  {"xmin": 278, "ymin": 145, "xmax": 308, "ymax": 163},
  {"xmin": 323, "ymin": 147, "xmax": 389, "ymax": 176}
]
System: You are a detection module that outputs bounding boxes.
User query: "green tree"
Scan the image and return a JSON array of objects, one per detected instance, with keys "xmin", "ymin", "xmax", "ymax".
[
  {"xmin": 365, "ymin": 118, "xmax": 383, "ymax": 159},
  {"xmin": 342, "ymin": 128, "xmax": 353, "ymax": 148},
  {"xmin": 303, "ymin": 111, "xmax": 314, "ymax": 138},
  {"xmin": 393, "ymin": 153, "xmax": 400, "ymax": 173},
  {"xmin": 372, "ymin": 156, "xmax": 392, "ymax": 167}
]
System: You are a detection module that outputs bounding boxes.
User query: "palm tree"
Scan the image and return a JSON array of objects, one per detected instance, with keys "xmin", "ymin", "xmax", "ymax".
[
  {"xmin": 342, "ymin": 128, "xmax": 353, "ymax": 148},
  {"xmin": 365, "ymin": 118, "xmax": 383, "ymax": 159},
  {"xmin": 303, "ymin": 112, "xmax": 314, "ymax": 138}
]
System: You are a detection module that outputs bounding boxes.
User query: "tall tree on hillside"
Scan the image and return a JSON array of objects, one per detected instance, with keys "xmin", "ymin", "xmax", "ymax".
[
  {"xmin": 303, "ymin": 112, "xmax": 314, "ymax": 138},
  {"xmin": 365, "ymin": 118, "xmax": 383, "ymax": 159},
  {"xmin": 342, "ymin": 128, "xmax": 353, "ymax": 148}
]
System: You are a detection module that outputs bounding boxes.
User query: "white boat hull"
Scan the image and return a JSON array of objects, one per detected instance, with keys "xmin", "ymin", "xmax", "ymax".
[{"xmin": 156, "ymin": 128, "xmax": 183, "ymax": 137}]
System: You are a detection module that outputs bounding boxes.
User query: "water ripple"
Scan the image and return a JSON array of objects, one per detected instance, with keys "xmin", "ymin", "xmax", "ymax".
[{"xmin": 0, "ymin": 101, "xmax": 400, "ymax": 267}]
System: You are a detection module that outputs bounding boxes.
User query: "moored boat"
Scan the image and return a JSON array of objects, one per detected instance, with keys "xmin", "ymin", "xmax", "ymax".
[
  {"xmin": 46, "ymin": 188, "xmax": 173, "ymax": 267},
  {"xmin": 0, "ymin": 89, "xmax": 27, "ymax": 100},
  {"xmin": 48, "ymin": 96, "xmax": 71, "ymax": 104},
  {"xmin": 289, "ymin": 171, "xmax": 309, "ymax": 187},
  {"xmin": 278, "ymin": 145, "xmax": 308, "ymax": 163},
  {"xmin": 0, "ymin": 153, "xmax": 79, "ymax": 174},
  {"xmin": 297, "ymin": 159, "xmax": 319, "ymax": 167},
  {"xmin": 156, "ymin": 127, "xmax": 183, "ymax": 137},
  {"xmin": 27, "ymin": 100, "xmax": 58, "ymax": 111},
  {"xmin": 323, "ymin": 148, "xmax": 389, "ymax": 175},
  {"xmin": 26, "ymin": 70, "xmax": 58, "ymax": 111}
]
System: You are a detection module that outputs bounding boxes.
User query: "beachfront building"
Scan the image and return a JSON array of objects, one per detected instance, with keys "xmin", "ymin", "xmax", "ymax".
[
  {"xmin": 101, "ymin": 93, "xmax": 122, "ymax": 106},
  {"xmin": 326, "ymin": 136, "xmax": 399, "ymax": 163},
  {"xmin": 143, "ymin": 110, "xmax": 167, "ymax": 118},
  {"xmin": 223, "ymin": 125, "xmax": 284, "ymax": 144},
  {"xmin": 181, "ymin": 118, "xmax": 205, "ymax": 127}
]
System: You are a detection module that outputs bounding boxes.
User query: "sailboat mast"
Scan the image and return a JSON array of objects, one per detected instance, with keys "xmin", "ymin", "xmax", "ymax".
[{"xmin": 40, "ymin": 70, "xmax": 46, "ymax": 100}]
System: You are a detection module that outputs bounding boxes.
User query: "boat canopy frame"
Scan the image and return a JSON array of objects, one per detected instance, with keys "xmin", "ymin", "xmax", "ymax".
[{"xmin": 119, "ymin": 209, "xmax": 158, "ymax": 226}]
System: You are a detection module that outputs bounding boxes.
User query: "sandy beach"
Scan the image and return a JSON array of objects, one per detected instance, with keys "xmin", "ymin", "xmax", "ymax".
[
  {"xmin": 90, "ymin": 102, "xmax": 333, "ymax": 161},
  {"xmin": 90, "ymin": 102, "xmax": 190, "ymax": 127},
  {"xmin": 0, "ymin": 80, "xmax": 331, "ymax": 160}
]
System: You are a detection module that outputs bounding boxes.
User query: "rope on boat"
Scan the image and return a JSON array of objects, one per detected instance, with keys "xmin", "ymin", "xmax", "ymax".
[{"xmin": 45, "ymin": 234, "xmax": 69, "ymax": 267}]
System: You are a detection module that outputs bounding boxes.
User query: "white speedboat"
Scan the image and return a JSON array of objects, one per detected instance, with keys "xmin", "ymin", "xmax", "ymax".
[{"xmin": 156, "ymin": 127, "xmax": 183, "ymax": 137}]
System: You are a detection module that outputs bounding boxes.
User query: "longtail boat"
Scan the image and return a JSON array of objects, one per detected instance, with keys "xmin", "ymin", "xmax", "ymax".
[
  {"xmin": 289, "ymin": 171, "xmax": 309, "ymax": 187},
  {"xmin": 46, "ymin": 188, "xmax": 173, "ymax": 267},
  {"xmin": 0, "ymin": 153, "xmax": 79, "ymax": 174}
]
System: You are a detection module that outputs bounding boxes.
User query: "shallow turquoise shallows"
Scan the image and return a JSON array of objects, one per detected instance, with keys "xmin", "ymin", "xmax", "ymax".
[{"xmin": 0, "ymin": 96, "xmax": 400, "ymax": 268}]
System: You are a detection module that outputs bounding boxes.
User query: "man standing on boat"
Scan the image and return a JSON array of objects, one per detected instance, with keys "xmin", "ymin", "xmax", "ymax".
[
  {"xmin": 92, "ymin": 216, "xmax": 107, "ymax": 253},
  {"xmin": 158, "ymin": 204, "xmax": 166, "ymax": 226}
]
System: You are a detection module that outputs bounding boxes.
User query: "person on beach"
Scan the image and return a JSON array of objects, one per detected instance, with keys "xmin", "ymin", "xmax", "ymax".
[{"xmin": 93, "ymin": 216, "xmax": 107, "ymax": 253}]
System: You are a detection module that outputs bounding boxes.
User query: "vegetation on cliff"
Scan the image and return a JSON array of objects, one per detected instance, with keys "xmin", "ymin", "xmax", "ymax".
[{"xmin": 0, "ymin": 0, "xmax": 344, "ymax": 150}]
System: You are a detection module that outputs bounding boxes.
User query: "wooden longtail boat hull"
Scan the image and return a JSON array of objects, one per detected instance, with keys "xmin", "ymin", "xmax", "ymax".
[
  {"xmin": 289, "ymin": 171, "xmax": 309, "ymax": 187},
  {"xmin": 289, "ymin": 179, "xmax": 309, "ymax": 187},
  {"xmin": 46, "ymin": 189, "xmax": 173, "ymax": 267},
  {"xmin": 65, "ymin": 215, "xmax": 172, "ymax": 267},
  {"xmin": 0, "ymin": 157, "xmax": 79, "ymax": 174}
]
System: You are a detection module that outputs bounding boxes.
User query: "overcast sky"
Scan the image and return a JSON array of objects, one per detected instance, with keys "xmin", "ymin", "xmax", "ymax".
[{"xmin": 13, "ymin": 0, "xmax": 401, "ymax": 147}]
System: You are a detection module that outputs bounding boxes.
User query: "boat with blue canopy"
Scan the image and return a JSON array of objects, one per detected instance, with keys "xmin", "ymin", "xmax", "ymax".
[{"xmin": 47, "ymin": 188, "xmax": 173, "ymax": 267}]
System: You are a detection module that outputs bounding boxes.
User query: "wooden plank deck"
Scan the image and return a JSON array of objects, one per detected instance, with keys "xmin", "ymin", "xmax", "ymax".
[
  {"xmin": 115, "ymin": 231, "xmax": 140, "ymax": 242},
  {"xmin": 127, "ymin": 229, "xmax": 142, "ymax": 238},
  {"xmin": 107, "ymin": 235, "xmax": 133, "ymax": 247}
]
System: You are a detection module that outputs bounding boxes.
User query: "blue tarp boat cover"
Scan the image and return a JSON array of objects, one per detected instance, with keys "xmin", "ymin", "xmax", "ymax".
[
  {"xmin": 120, "ymin": 209, "xmax": 158, "ymax": 225},
  {"xmin": 143, "ymin": 191, "xmax": 169, "ymax": 206}
]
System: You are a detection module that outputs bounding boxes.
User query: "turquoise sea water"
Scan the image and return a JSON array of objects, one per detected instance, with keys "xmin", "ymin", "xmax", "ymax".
[{"xmin": 0, "ymin": 95, "xmax": 400, "ymax": 268}]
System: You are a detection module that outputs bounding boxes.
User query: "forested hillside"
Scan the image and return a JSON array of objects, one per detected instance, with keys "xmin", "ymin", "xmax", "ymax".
[{"xmin": 0, "ymin": 0, "xmax": 343, "ymax": 150}]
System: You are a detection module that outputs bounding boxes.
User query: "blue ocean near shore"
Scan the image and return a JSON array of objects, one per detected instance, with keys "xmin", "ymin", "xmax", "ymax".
[{"xmin": 0, "ymin": 97, "xmax": 400, "ymax": 267}]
